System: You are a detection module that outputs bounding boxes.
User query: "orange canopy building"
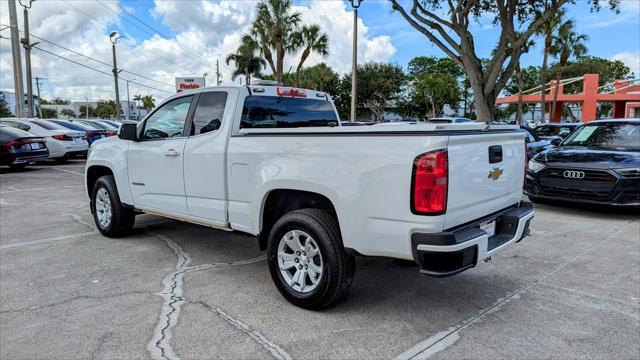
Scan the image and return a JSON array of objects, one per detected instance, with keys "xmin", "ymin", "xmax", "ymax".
[{"xmin": 496, "ymin": 74, "xmax": 640, "ymax": 123}]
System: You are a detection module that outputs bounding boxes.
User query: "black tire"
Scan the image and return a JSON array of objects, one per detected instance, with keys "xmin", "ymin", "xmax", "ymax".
[
  {"xmin": 91, "ymin": 175, "xmax": 135, "ymax": 237},
  {"xmin": 267, "ymin": 208, "xmax": 355, "ymax": 309},
  {"xmin": 8, "ymin": 163, "xmax": 27, "ymax": 170}
]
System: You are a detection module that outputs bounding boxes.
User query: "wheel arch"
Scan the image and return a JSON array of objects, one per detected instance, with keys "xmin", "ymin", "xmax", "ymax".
[
  {"xmin": 258, "ymin": 189, "xmax": 340, "ymax": 251},
  {"xmin": 86, "ymin": 165, "xmax": 114, "ymax": 199}
]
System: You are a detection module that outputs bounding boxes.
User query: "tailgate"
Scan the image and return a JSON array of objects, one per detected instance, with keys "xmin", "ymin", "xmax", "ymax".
[{"xmin": 444, "ymin": 131, "xmax": 526, "ymax": 229}]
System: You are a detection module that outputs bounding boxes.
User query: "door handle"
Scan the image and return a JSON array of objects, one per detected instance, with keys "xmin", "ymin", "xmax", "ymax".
[{"xmin": 164, "ymin": 149, "xmax": 180, "ymax": 156}]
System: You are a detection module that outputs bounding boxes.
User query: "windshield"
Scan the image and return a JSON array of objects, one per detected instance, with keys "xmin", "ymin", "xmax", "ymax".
[
  {"xmin": 535, "ymin": 125, "xmax": 575, "ymax": 136},
  {"xmin": 30, "ymin": 120, "xmax": 67, "ymax": 130},
  {"xmin": 562, "ymin": 123, "xmax": 639, "ymax": 149}
]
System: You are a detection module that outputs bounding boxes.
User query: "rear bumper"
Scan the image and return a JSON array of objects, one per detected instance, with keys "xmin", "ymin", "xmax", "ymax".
[
  {"xmin": 411, "ymin": 202, "xmax": 534, "ymax": 277},
  {"xmin": 10, "ymin": 150, "xmax": 50, "ymax": 164}
]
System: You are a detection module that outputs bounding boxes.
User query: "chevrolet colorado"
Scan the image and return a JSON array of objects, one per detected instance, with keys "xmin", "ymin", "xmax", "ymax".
[{"xmin": 85, "ymin": 85, "xmax": 534, "ymax": 309}]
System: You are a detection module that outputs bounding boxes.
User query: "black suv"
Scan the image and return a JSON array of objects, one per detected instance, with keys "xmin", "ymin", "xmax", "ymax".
[{"xmin": 525, "ymin": 119, "xmax": 640, "ymax": 208}]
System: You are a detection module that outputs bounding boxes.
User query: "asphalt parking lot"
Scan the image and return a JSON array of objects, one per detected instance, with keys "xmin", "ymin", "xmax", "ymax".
[{"xmin": 1, "ymin": 160, "xmax": 638, "ymax": 360}]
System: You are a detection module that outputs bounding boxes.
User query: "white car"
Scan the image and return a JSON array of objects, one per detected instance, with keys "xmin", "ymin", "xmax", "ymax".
[
  {"xmin": 85, "ymin": 85, "xmax": 534, "ymax": 309},
  {"xmin": 0, "ymin": 118, "xmax": 88, "ymax": 160}
]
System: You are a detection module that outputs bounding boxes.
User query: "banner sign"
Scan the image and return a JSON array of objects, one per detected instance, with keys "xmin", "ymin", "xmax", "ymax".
[{"xmin": 175, "ymin": 77, "xmax": 206, "ymax": 92}]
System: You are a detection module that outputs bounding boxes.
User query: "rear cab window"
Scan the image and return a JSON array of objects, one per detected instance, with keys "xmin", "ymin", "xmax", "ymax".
[{"xmin": 241, "ymin": 95, "xmax": 339, "ymax": 129}]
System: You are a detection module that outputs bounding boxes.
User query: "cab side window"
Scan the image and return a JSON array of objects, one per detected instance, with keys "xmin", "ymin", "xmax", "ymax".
[
  {"xmin": 142, "ymin": 96, "xmax": 193, "ymax": 140},
  {"xmin": 190, "ymin": 92, "xmax": 228, "ymax": 135}
]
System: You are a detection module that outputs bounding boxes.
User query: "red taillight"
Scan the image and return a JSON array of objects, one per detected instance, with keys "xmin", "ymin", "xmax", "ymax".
[
  {"xmin": 52, "ymin": 134, "xmax": 73, "ymax": 141},
  {"xmin": 411, "ymin": 150, "xmax": 448, "ymax": 215},
  {"xmin": 276, "ymin": 87, "xmax": 307, "ymax": 97},
  {"xmin": 105, "ymin": 131, "xmax": 117, "ymax": 137},
  {"xmin": 3, "ymin": 140, "xmax": 23, "ymax": 149}
]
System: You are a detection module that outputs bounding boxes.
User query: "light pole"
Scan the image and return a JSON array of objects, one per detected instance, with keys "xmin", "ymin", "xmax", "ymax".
[
  {"xmin": 109, "ymin": 31, "xmax": 123, "ymax": 120},
  {"xmin": 349, "ymin": 0, "xmax": 362, "ymax": 122},
  {"xmin": 203, "ymin": 72, "xmax": 208, "ymax": 87},
  {"xmin": 125, "ymin": 78, "xmax": 135, "ymax": 121},
  {"xmin": 19, "ymin": 0, "xmax": 36, "ymax": 118},
  {"xmin": 8, "ymin": 0, "xmax": 24, "ymax": 118}
]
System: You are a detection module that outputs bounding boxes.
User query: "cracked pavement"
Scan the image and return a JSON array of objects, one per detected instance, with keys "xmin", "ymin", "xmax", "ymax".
[{"xmin": 1, "ymin": 160, "xmax": 638, "ymax": 359}]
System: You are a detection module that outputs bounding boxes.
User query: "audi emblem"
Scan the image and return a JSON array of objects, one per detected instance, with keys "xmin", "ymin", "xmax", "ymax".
[{"xmin": 563, "ymin": 170, "xmax": 585, "ymax": 179}]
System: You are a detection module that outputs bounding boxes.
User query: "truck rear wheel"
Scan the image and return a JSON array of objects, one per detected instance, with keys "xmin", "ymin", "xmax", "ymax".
[
  {"xmin": 91, "ymin": 175, "xmax": 135, "ymax": 238},
  {"xmin": 267, "ymin": 208, "xmax": 355, "ymax": 309}
]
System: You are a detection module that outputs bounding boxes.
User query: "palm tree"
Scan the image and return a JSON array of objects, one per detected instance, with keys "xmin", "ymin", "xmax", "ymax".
[
  {"xmin": 549, "ymin": 19, "xmax": 588, "ymax": 121},
  {"xmin": 142, "ymin": 95, "xmax": 155, "ymax": 112},
  {"xmin": 536, "ymin": 7, "xmax": 565, "ymax": 123},
  {"xmin": 133, "ymin": 94, "xmax": 143, "ymax": 119},
  {"xmin": 252, "ymin": 0, "xmax": 301, "ymax": 83},
  {"xmin": 226, "ymin": 40, "xmax": 266, "ymax": 85},
  {"xmin": 292, "ymin": 24, "xmax": 329, "ymax": 87}
]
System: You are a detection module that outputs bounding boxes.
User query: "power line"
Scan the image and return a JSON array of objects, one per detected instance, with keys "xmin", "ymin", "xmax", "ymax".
[
  {"xmin": 0, "ymin": 22, "xmax": 176, "ymax": 89},
  {"xmin": 34, "ymin": 46, "xmax": 173, "ymax": 94},
  {"xmin": 98, "ymin": 0, "xmax": 220, "ymax": 70}
]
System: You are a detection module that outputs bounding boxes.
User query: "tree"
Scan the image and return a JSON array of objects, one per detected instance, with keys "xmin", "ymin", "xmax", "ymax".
[
  {"xmin": 416, "ymin": 73, "xmax": 461, "ymax": 118},
  {"xmin": 536, "ymin": 8, "xmax": 565, "ymax": 123},
  {"xmin": 509, "ymin": 34, "xmax": 536, "ymax": 125},
  {"xmin": 343, "ymin": 62, "xmax": 405, "ymax": 121},
  {"xmin": 40, "ymin": 108, "xmax": 57, "ymax": 118},
  {"xmin": 549, "ymin": 19, "xmax": 588, "ymax": 121},
  {"xmin": 60, "ymin": 109, "xmax": 76, "ymax": 118},
  {"xmin": 251, "ymin": 0, "xmax": 302, "ymax": 83},
  {"xmin": 79, "ymin": 105, "xmax": 96, "ymax": 118},
  {"xmin": 226, "ymin": 40, "xmax": 266, "ymax": 85},
  {"xmin": 407, "ymin": 56, "xmax": 463, "ymax": 80},
  {"xmin": 293, "ymin": 24, "xmax": 329, "ymax": 86},
  {"xmin": 95, "ymin": 101, "xmax": 117, "ymax": 119},
  {"xmin": 142, "ymin": 95, "xmax": 155, "ymax": 111},
  {"xmin": 390, "ymin": 0, "xmax": 618, "ymax": 123}
]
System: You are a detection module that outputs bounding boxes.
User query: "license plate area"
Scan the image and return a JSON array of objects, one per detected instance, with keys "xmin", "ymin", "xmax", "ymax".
[{"xmin": 479, "ymin": 219, "xmax": 496, "ymax": 237}]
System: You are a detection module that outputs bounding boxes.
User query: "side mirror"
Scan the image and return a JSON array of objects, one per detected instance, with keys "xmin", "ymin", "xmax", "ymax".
[
  {"xmin": 118, "ymin": 123, "xmax": 138, "ymax": 141},
  {"xmin": 551, "ymin": 138, "xmax": 562, "ymax": 146}
]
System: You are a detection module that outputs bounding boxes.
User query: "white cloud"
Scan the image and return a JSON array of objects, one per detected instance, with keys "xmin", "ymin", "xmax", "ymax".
[
  {"xmin": 1, "ymin": 0, "xmax": 396, "ymax": 104},
  {"xmin": 611, "ymin": 51, "xmax": 640, "ymax": 77},
  {"xmin": 588, "ymin": 0, "xmax": 640, "ymax": 28}
]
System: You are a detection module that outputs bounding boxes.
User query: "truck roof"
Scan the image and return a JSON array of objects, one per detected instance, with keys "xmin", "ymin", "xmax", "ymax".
[{"xmin": 173, "ymin": 84, "xmax": 331, "ymax": 102}]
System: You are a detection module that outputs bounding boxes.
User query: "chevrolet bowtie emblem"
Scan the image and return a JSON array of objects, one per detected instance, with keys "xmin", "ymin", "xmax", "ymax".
[{"xmin": 488, "ymin": 167, "xmax": 503, "ymax": 180}]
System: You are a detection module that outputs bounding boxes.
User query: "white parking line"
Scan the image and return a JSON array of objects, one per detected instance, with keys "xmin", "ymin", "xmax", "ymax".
[
  {"xmin": 0, "ymin": 231, "xmax": 97, "ymax": 250},
  {"xmin": 0, "ymin": 184, "xmax": 83, "ymax": 194},
  {"xmin": 51, "ymin": 167, "xmax": 84, "ymax": 176}
]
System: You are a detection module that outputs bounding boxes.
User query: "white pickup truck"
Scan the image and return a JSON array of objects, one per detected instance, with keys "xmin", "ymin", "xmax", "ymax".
[{"xmin": 85, "ymin": 85, "xmax": 534, "ymax": 309}]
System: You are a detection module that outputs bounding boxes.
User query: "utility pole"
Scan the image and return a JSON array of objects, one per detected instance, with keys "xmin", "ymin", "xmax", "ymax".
[
  {"xmin": 203, "ymin": 72, "xmax": 208, "ymax": 87},
  {"xmin": 349, "ymin": 0, "xmax": 363, "ymax": 122},
  {"xmin": 19, "ymin": 0, "xmax": 36, "ymax": 118},
  {"xmin": 8, "ymin": 0, "xmax": 24, "ymax": 118},
  {"xmin": 85, "ymin": 97, "xmax": 89, "ymax": 120},
  {"xmin": 125, "ymin": 78, "xmax": 135, "ymax": 121},
  {"xmin": 216, "ymin": 60, "xmax": 221, "ymax": 86},
  {"xmin": 109, "ymin": 31, "xmax": 122, "ymax": 120},
  {"xmin": 34, "ymin": 76, "xmax": 44, "ymax": 118}
]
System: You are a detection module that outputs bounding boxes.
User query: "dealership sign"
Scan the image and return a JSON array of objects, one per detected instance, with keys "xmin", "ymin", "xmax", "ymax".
[{"xmin": 175, "ymin": 77, "xmax": 206, "ymax": 92}]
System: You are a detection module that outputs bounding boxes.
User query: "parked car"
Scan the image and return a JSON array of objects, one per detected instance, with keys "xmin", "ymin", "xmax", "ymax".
[
  {"xmin": 518, "ymin": 126, "xmax": 554, "ymax": 158},
  {"xmin": 47, "ymin": 119, "xmax": 107, "ymax": 146},
  {"xmin": 0, "ymin": 118, "xmax": 88, "ymax": 160},
  {"xmin": 533, "ymin": 123, "xmax": 581, "ymax": 143},
  {"xmin": 427, "ymin": 117, "xmax": 473, "ymax": 123},
  {"xmin": 85, "ymin": 84, "xmax": 534, "ymax": 309},
  {"xmin": 0, "ymin": 126, "xmax": 49, "ymax": 169},
  {"xmin": 526, "ymin": 119, "xmax": 640, "ymax": 208},
  {"xmin": 73, "ymin": 120, "xmax": 118, "ymax": 137}
]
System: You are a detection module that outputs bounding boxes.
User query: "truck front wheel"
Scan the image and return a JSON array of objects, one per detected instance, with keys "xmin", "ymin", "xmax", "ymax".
[
  {"xmin": 267, "ymin": 208, "xmax": 355, "ymax": 309},
  {"xmin": 91, "ymin": 175, "xmax": 135, "ymax": 237}
]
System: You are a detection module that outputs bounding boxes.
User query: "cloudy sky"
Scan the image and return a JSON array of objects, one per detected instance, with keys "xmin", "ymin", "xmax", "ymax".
[{"xmin": 0, "ymin": 0, "xmax": 638, "ymax": 104}]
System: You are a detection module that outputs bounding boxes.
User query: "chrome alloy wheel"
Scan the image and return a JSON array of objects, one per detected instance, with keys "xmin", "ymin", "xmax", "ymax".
[
  {"xmin": 277, "ymin": 230, "xmax": 324, "ymax": 293},
  {"xmin": 95, "ymin": 187, "xmax": 112, "ymax": 229}
]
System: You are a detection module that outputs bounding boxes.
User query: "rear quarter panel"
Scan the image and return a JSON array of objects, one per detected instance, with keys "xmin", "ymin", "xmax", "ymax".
[{"xmin": 227, "ymin": 134, "xmax": 449, "ymax": 259}]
